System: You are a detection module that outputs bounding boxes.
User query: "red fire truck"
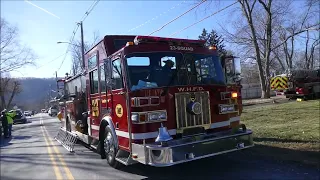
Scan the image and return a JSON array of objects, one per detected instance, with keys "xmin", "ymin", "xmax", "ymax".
[
  {"xmin": 58, "ymin": 35, "xmax": 254, "ymax": 168},
  {"xmin": 270, "ymin": 69, "xmax": 320, "ymax": 100}
]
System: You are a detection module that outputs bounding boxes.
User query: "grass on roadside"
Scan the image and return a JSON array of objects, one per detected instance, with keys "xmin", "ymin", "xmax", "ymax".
[{"xmin": 241, "ymin": 100, "xmax": 320, "ymax": 166}]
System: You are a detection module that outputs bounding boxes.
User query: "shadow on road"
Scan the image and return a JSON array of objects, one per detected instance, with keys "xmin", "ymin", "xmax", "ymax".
[
  {"xmin": 0, "ymin": 175, "xmax": 25, "ymax": 180},
  {"xmin": 12, "ymin": 121, "xmax": 59, "ymax": 131},
  {"xmin": 1, "ymin": 142, "xmax": 319, "ymax": 179},
  {"xmin": 0, "ymin": 136, "xmax": 13, "ymax": 147},
  {"xmin": 11, "ymin": 135, "xmax": 32, "ymax": 140},
  {"xmin": 0, "ymin": 136, "xmax": 32, "ymax": 148},
  {"xmin": 243, "ymin": 144, "xmax": 320, "ymax": 168},
  {"xmin": 116, "ymin": 144, "xmax": 320, "ymax": 179}
]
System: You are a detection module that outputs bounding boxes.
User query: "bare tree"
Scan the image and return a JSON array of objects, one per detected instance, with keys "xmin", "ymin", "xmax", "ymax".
[
  {"xmin": 270, "ymin": 0, "xmax": 319, "ymax": 71},
  {"xmin": 71, "ymin": 31, "xmax": 100, "ymax": 75},
  {"xmin": 207, "ymin": 0, "xmax": 320, "ymax": 98},
  {"xmin": 304, "ymin": 31, "xmax": 320, "ymax": 69},
  {"xmin": 222, "ymin": 0, "xmax": 277, "ymax": 98},
  {"xmin": 0, "ymin": 18, "xmax": 37, "ymax": 73},
  {"xmin": 0, "ymin": 77, "xmax": 22, "ymax": 109}
]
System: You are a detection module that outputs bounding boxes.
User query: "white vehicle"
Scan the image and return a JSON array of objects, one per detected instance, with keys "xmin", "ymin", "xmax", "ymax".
[
  {"xmin": 24, "ymin": 111, "xmax": 31, "ymax": 116},
  {"xmin": 48, "ymin": 107, "xmax": 58, "ymax": 116}
]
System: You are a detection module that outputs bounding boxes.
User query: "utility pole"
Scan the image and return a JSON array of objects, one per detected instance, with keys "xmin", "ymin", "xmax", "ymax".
[
  {"xmin": 55, "ymin": 71, "xmax": 58, "ymax": 91},
  {"xmin": 49, "ymin": 84, "xmax": 52, "ymax": 99},
  {"xmin": 78, "ymin": 21, "xmax": 86, "ymax": 71}
]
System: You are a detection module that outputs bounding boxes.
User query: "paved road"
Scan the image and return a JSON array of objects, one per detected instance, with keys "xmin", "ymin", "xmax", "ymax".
[{"xmin": 1, "ymin": 113, "xmax": 319, "ymax": 180}]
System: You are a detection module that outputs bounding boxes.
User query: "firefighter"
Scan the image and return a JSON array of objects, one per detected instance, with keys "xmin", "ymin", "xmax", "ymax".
[
  {"xmin": 4, "ymin": 109, "xmax": 16, "ymax": 138},
  {"xmin": 162, "ymin": 59, "xmax": 174, "ymax": 72},
  {"xmin": 1, "ymin": 110, "xmax": 8, "ymax": 137}
]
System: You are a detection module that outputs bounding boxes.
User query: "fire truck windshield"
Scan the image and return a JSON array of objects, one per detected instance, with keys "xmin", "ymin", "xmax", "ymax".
[{"xmin": 126, "ymin": 52, "xmax": 225, "ymax": 91}]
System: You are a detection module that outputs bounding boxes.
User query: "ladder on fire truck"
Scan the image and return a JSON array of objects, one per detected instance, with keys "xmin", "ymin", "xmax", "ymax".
[{"xmin": 54, "ymin": 127, "xmax": 78, "ymax": 152}]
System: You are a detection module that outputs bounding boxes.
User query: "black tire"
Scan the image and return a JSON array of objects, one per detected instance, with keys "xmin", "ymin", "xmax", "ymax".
[{"xmin": 100, "ymin": 126, "xmax": 121, "ymax": 169}]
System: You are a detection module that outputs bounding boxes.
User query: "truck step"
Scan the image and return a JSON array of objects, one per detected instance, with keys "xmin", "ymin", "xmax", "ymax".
[
  {"xmin": 115, "ymin": 150, "xmax": 137, "ymax": 165},
  {"xmin": 115, "ymin": 157, "xmax": 129, "ymax": 165},
  {"xmin": 54, "ymin": 128, "xmax": 78, "ymax": 152}
]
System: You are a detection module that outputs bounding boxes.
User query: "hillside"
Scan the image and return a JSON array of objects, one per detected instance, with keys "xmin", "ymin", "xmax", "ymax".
[{"xmin": 11, "ymin": 77, "xmax": 60, "ymax": 111}]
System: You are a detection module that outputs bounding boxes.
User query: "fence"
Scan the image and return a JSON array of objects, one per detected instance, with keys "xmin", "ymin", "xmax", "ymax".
[{"xmin": 241, "ymin": 83, "xmax": 276, "ymax": 99}]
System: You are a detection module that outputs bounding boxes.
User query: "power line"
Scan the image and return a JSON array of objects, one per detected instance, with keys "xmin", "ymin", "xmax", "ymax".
[
  {"xmin": 148, "ymin": 0, "xmax": 207, "ymax": 36},
  {"xmin": 21, "ymin": 53, "xmax": 68, "ymax": 77},
  {"xmin": 170, "ymin": 1, "xmax": 238, "ymax": 37},
  {"xmin": 36, "ymin": 53, "xmax": 68, "ymax": 70},
  {"xmin": 57, "ymin": 24, "xmax": 79, "ymax": 71},
  {"xmin": 128, "ymin": 1, "xmax": 186, "ymax": 32},
  {"xmin": 81, "ymin": 0, "xmax": 100, "ymax": 22},
  {"xmin": 56, "ymin": 0, "xmax": 100, "ymax": 72}
]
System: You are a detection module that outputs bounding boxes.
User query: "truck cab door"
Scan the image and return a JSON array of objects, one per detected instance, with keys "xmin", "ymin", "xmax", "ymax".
[{"xmin": 106, "ymin": 56, "xmax": 130, "ymax": 150}]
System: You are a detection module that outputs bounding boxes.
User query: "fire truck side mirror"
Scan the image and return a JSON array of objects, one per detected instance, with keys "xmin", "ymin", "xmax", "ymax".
[
  {"xmin": 223, "ymin": 56, "xmax": 242, "ymax": 83},
  {"xmin": 225, "ymin": 56, "xmax": 241, "ymax": 76},
  {"xmin": 233, "ymin": 57, "xmax": 241, "ymax": 75},
  {"xmin": 220, "ymin": 55, "xmax": 226, "ymax": 69}
]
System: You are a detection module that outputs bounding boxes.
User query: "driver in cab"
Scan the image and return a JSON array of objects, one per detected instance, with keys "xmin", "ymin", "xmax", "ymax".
[
  {"xmin": 162, "ymin": 59, "xmax": 174, "ymax": 73},
  {"xmin": 145, "ymin": 59, "xmax": 175, "ymax": 87}
]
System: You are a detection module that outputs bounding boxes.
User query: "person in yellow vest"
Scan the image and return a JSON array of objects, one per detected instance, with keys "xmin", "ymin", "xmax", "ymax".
[
  {"xmin": 4, "ymin": 109, "xmax": 16, "ymax": 138},
  {"xmin": 1, "ymin": 110, "xmax": 8, "ymax": 137}
]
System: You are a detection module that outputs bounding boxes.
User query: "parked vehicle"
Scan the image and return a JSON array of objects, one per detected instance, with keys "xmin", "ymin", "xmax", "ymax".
[
  {"xmin": 271, "ymin": 69, "xmax": 320, "ymax": 99},
  {"xmin": 11, "ymin": 109, "xmax": 27, "ymax": 124},
  {"xmin": 48, "ymin": 106, "xmax": 58, "ymax": 116},
  {"xmin": 24, "ymin": 111, "xmax": 31, "ymax": 116}
]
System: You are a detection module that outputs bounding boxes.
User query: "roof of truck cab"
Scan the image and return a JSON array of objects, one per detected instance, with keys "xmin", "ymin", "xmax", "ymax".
[{"xmin": 84, "ymin": 35, "xmax": 137, "ymax": 55}]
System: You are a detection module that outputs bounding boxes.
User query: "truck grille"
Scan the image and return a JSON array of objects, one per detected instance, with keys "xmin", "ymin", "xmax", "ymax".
[{"xmin": 175, "ymin": 91, "xmax": 211, "ymax": 129}]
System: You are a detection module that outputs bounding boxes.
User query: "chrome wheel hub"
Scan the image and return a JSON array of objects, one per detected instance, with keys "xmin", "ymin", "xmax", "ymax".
[{"xmin": 104, "ymin": 132, "xmax": 114, "ymax": 155}]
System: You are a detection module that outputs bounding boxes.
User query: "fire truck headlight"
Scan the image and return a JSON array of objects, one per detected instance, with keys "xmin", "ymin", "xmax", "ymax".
[
  {"xmin": 132, "ymin": 111, "xmax": 167, "ymax": 124},
  {"xmin": 131, "ymin": 113, "xmax": 139, "ymax": 122},
  {"xmin": 158, "ymin": 111, "xmax": 167, "ymax": 120},
  {"xmin": 149, "ymin": 113, "xmax": 159, "ymax": 121}
]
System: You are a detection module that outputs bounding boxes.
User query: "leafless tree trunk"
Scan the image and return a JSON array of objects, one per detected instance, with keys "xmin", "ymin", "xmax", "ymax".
[
  {"xmin": 0, "ymin": 77, "xmax": 22, "ymax": 109},
  {"xmin": 230, "ymin": 0, "xmax": 273, "ymax": 98},
  {"xmin": 305, "ymin": 35, "xmax": 320, "ymax": 69}
]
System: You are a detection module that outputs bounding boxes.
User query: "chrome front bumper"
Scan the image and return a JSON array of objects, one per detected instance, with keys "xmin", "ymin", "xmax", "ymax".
[{"xmin": 131, "ymin": 129, "xmax": 254, "ymax": 167}]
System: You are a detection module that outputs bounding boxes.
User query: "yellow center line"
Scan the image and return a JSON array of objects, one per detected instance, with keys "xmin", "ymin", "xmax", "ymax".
[
  {"xmin": 40, "ymin": 117, "xmax": 63, "ymax": 180},
  {"xmin": 41, "ymin": 115, "xmax": 75, "ymax": 180}
]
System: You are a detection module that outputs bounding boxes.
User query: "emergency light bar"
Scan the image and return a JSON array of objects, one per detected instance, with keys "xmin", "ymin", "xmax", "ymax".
[{"xmin": 134, "ymin": 35, "xmax": 206, "ymax": 46}]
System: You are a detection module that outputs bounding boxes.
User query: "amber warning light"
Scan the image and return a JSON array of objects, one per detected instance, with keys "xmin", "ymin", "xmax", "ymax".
[
  {"xmin": 231, "ymin": 92, "xmax": 238, "ymax": 98},
  {"xmin": 126, "ymin": 42, "xmax": 134, "ymax": 46},
  {"xmin": 209, "ymin": 46, "xmax": 217, "ymax": 50}
]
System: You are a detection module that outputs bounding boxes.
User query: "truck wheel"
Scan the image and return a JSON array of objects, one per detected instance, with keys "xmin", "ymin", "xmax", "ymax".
[{"xmin": 102, "ymin": 126, "xmax": 121, "ymax": 169}]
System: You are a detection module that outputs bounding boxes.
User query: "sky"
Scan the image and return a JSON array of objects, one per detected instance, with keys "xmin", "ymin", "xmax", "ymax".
[
  {"xmin": 1, "ymin": 0, "xmax": 310, "ymax": 78},
  {"xmin": 1, "ymin": 0, "xmax": 238, "ymax": 78}
]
